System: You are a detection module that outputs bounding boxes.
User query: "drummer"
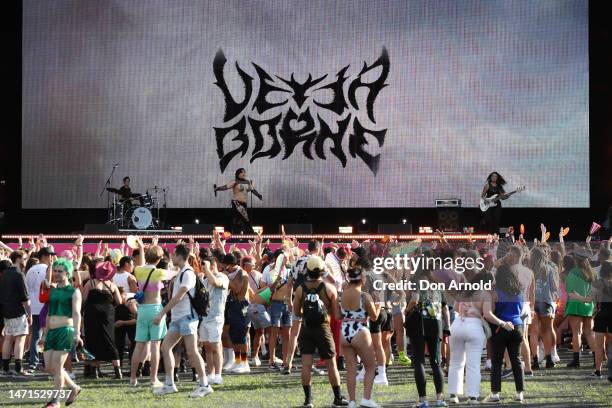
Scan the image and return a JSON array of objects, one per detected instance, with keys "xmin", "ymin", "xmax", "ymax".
[{"xmin": 119, "ymin": 177, "xmax": 133, "ymax": 201}]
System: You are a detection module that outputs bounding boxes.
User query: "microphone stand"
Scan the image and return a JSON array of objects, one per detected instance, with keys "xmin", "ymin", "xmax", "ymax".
[{"xmin": 100, "ymin": 165, "xmax": 117, "ymax": 223}]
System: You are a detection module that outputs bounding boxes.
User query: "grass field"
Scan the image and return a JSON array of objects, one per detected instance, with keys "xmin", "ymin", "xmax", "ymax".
[{"xmin": 1, "ymin": 349, "xmax": 610, "ymax": 407}]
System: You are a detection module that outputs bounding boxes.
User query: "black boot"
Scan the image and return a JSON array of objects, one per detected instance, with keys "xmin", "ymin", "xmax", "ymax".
[
  {"xmin": 173, "ymin": 367, "xmax": 179, "ymax": 383},
  {"xmin": 532, "ymin": 356, "xmax": 540, "ymax": 370},
  {"xmin": 192, "ymin": 368, "xmax": 197, "ymax": 382},
  {"xmin": 136, "ymin": 362, "xmax": 143, "ymax": 378},
  {"xmin": 114, "ymin": 366, "xmax": 123, "ymax": 380},
  {"xmin": 545, "ymin": 355, "xmax": 555, "ymax": 369},
  {"xmin": 567, "ymin": 352, "xmax": 580, "ymax": 368}
]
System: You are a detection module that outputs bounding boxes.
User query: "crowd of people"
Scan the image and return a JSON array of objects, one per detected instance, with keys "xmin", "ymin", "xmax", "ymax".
[{"xmin": 0, "ymin": 227, "xmax": 610, "ymax": 408}]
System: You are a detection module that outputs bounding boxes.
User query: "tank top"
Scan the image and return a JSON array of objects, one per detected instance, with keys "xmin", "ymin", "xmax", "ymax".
[
  {"xmin": 49, "ymin": 285, "xmax": 75, "ymax": 318},
  {"xmin": 113, "ymin": 271, "xmax": 130, "ymax": 292},
  {"xmin": 494, "ymin": 289, "xmax": 523, "ymax": 326}
]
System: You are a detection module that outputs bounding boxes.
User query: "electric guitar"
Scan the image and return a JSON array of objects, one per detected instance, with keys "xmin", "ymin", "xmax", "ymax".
[{"xmin": 479, "ymin": 185, "xmax": 525, "ymax": 212}]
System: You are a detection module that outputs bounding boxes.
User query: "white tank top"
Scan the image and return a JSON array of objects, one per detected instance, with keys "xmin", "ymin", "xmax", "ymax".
[{"xmin": 113, "ymin": 271, "xmax": 130, "ymax": 291}]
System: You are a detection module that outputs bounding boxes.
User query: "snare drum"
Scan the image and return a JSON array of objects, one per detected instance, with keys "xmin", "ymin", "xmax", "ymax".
[{"xmin": 126, "ymin": 207, "xmax": 153, "ymax": 230}]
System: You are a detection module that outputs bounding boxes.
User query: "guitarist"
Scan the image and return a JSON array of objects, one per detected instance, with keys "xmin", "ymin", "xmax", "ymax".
[{"xmin": 481, "ymin": 172, "xmax": 508, "ymax": 233}]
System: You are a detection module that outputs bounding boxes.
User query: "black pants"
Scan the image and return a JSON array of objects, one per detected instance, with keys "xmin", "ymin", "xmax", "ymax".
[
  {"xmin": 231, "ymin": 200, "xmax": 254, "ymax": 234},
  {"xmin": 406, "ymin": 319, "xmax": 444, "ymax": 397},
  {"xmin": 490, "ymin": 324, "xmax": 524, "ymax": 393},
  {"xmin": 115, "ymin": 325, "xmax": 136, "ymax": 366},
  {"xmin": 483, "ymin": 205, "xmax": 502, "ymax": 233}
]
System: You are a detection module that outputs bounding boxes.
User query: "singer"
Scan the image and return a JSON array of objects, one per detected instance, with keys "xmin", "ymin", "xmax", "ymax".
[{"xmin": 214, "ymin": 168, "xmax": 262, "ymax": 234}]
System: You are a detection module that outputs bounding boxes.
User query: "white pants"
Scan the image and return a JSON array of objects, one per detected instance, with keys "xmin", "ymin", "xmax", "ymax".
[{"xmin": 448, "ymin": 317, "xmax": 486, "ymax": 398}]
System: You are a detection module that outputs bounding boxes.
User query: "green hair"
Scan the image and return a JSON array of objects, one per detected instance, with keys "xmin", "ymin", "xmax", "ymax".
[{"xmin": 53, "ymin": 257, "xmax": 74, "ymax": 279}]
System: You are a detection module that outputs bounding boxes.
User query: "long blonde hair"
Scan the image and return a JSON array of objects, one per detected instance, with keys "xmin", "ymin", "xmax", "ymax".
[{"xmin": 528, "ymin": 247, "xmax": 549, "ymax": 281}]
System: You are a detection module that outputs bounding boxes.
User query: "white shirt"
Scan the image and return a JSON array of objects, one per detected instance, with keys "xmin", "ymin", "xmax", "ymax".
[
  {"xmin": 113, "ymin": 271, "xmax": 130, "ymax": 292},
  {"xmin": 171, "ymin": 266, "xmax": 196, "ymax": 320},
  {"xmin": 26, "ymin": 263, "xmax": 49, "ymax": 315}
]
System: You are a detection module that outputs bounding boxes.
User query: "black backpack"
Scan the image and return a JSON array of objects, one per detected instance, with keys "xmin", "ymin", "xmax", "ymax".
[
  {"xmin": 180, "ymin": 269, "xmax": 210, "ymax": 318},
  {"xmin": 301, "ymin": 282, "xmax": 327, "ymax": 326}
]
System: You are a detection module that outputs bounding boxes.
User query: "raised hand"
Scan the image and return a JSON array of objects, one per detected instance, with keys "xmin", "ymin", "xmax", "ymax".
[{"xmin": 152, "ymin": 235, "xmax": 159, "ymax": 246}]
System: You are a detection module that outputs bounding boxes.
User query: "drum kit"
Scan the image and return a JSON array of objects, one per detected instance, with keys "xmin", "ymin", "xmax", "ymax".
[{"xmin": 106, "ymin": 186, "xmax": 167, "ymax": 230}]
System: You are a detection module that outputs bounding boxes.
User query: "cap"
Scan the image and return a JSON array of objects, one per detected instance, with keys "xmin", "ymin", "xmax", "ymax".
[
  {"xmin": 38, "ymin": 247, "xmax": 56, "ymax": 257},
  {"xmin": 307, "ymin": 255, "xmax": 325, "ymax": 271}
]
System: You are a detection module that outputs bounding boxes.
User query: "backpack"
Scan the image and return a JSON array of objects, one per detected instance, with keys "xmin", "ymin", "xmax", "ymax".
[
  {"xmin": 301, "ymin": 282, "xmax": 327, "ymax": 326},
  {"xmin": 180, "ymin": 269, "xmax": 210, "ymax": 318}
]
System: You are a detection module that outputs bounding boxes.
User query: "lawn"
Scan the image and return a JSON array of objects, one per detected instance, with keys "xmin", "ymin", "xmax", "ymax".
[{"xmin": 1, "ymin": 349, "xmax": 610, "ymax": 407}]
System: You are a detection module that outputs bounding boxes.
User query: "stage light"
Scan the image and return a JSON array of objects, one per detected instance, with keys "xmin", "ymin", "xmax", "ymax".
[
  {"xmin": 361, "ymin": 218, "xmax": 367, "ymax": 224},
  {"xmin": 463, "ymin": 226, "xmax": 474, "ymax": 234},
  {"xmin": 253, "ymin": 226, "xmax": 263, "ymax": 234},
  {"xmin": 402, "ymin": 218, "xmax": 407, "ymax": 225},
  {"xmin": 194, "ymin": 218, "xmax": 200, "ymax": 224},
  {"xmin": 418, "ymin": 226, "xmax": 433, "ymax": 234},
  {"xmin": 214, "ymin": 226, "xmax": 225, "ymax": 233},
  {"xmin": 339, "ymin": 226, "xmax": 353, "ymax": 234}
]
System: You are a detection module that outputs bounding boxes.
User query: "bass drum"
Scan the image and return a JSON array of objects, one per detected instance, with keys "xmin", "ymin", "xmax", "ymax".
[{"xmin": 126, "ymin": 206, "xmax": 153, "ymax": 230}]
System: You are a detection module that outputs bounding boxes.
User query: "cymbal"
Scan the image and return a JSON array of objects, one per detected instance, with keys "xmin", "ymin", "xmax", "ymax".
[{"xmin": 106, "ymin": 188, "xmax": 121, "ymax": 193}]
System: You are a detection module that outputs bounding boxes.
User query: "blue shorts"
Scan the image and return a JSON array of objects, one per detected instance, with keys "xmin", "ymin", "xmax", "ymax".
[
  {"xmin": 168, "ymin": 314, "xmax": 199, "ymax": 336},
  {"xmin": 248, "ymin": 303, "xmax": 271, "ymax": 330},
  {"xmin": 270, "ymin": 300, "xmax": 292, "ymax": 328},
  {"xmin": 227, "ymin": 299, "xmax": 250, "ymax": 345}
]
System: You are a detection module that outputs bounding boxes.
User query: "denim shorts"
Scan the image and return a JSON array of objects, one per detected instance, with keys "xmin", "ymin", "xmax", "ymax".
[
  {"xmin": 248, "ymin": 303, "xmax": 271, "ymax": 330},
  {"xmin": 534, "ymin": 302, "xmax": 556, "ymax": 318},
  {"xmin": 227, "ymin": 299, "xmax": 250, "ymax": 344},
  {"xmin": 168, "ymin": 314, "xmax": 199, "ymax": 336},
  {"xmin": 270, "ymin": 300, "xmax": 292, "ymax": 328}
]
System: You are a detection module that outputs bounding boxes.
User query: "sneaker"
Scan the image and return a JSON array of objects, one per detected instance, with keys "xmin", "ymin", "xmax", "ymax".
[
  {"xmin": 413, "ymin": 402, "xmax": 429, "ymax": 408},
  {"xmin": 524, "ymin": 371, "xmax": 534, "ymax": 378},
  {"xmin": 211, "ymin": 374, "xmax": 223, "ymax": 385},
  {"xmin": 280, "ymin": 365, "xmax": 292, "ymax": 375},
  {"xmin": 484, "ymin": 359, "xmax": 492, "ymax": 371},
  {"xmin": 274, "ymin": 357, "xmax": 284, "ymax": 365},
  {"xmin": 303, "ymin": 399, "xmax": 314, "ymax": 408},
  {"xmin": 311, "ymin": 366, "xmax": 326, "ymax": 376},
  {"xmin": 222, "ymin": 359, "xmax": 235, "ymax": 371},
  {"xmin": 45, "ymin": 401, "xmax": 60, "ymax": 408},
  {"xmin": 398, "ymin": 351, "xmax": 412, "ymax": 366},
  {"xmin": 501, "ymin": 369, "xmax": 513, "ymax": 379},
  {"xmin": 467, "ymin": 397, "xmax": 480, "ymax": 405},
  {"xmin": 153, "ymin": 384, "xmax": 178, "ymax": 395},
  {"xmin": 332, "ymin": 396, "xmax": 350, "ymax": 407},
  {"xmin": 269, "ymin": 362, "xmax": 281, "ymax": 371},
  {"xmin": 545, "ymin": 359, "xmax": 556, "ymax": 369},
  {"xmin": 251, "ymin": 357, "xmax": 261, "ymax": 367},
  {"xmin": 150, "ymin": 379, "xmax": 164, "ymax": 389},
  {"xmin": 434, "ymin": 400, "xmax": 448, "ymax": 407},
  {"xmin": 348, "ymin": 402, "xmax": 357, "ymax": 408},
  {"xmin": 356, "ymin": 367, "xmax": 365, "ymax": 382},
  {"xmin": 359, "ymin": 398, "xmax": 380, "ymax": 408},
  {"xmin": 588, "ymin": 371, "xmax": 603, "ymax": 379},
  {"xmin": 373, "ymin": 371, "xmax": 388, "ymax": 386},
  {"xmin": 448, "ymin": 395, "xmax": 459, "ymax": 404},
  {"xmin": 129, "ymin": 378, "xmax": 138, "ymax": 387},
  {"xmin": 11, "ymin": 370, "xmax": 32, "ymax": 378},
  {"xmin": 232, "ymin": 362, "xmax": 251, "ymax": 374},
  {"xmin": 513, "ymin": 392, "xmax": 524, "ymax": 403},
  {"xmin": 482, "ymin": 393, "xmax": 501, "ymax": 403},
  {"xmin": 190, "ymin": 384, "xmax": 214, "ymax": 398}
]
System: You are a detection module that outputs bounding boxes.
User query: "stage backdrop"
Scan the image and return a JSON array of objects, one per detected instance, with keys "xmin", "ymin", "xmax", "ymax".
[{"xmin": 22, "ymin": 0, "xmax": 589, "ymax": 209}]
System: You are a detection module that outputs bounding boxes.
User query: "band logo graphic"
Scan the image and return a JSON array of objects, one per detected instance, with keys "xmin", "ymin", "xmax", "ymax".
[{"xmin": 213, "ymin": 48, "xmax": 389, "ymax": 175}]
